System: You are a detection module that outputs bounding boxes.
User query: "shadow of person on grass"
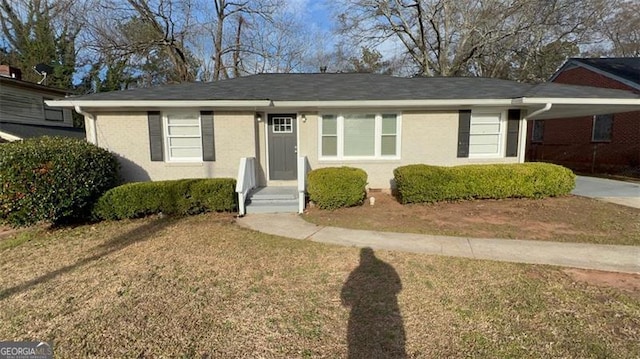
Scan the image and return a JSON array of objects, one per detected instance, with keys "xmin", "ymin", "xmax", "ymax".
[{"xmin": 341, "ymin": 247, "xmax": 406, "ymax": 359}]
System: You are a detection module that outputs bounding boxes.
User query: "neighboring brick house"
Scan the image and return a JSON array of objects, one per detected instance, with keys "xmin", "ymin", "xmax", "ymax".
[{"xmin": 526, "ymin": 58, "xmax": 640, "ymax": 175}]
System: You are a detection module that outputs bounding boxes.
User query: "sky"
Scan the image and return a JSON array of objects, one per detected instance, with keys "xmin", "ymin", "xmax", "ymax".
[{"xmin": 288, "ymin": 0, "xmax": 334, "ymax": 32}]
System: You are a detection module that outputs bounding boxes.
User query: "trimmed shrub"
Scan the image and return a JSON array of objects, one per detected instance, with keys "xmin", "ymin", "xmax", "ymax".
[
  {"xmin": 307, "ymin": 167, "xmax": 367, "ymax": 210},
  {"xmin": 394, "ymin": 163, "xmax": 575, "ymax": 204},
  {"xmin": 0, "ymin": 137, "xmax": 119, "ymax": 227},
  {"xmin": 93, "ymin": 178, "xmax": 237, "ymax": 220}
]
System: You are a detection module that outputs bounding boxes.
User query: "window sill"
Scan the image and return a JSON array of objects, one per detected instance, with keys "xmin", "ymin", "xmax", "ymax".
[
  {"xmin": 319, "ymin": 157, "xmax": 401, "ymax": 163},
  {"xmin": 468, "ymin": 154, "xmax": 504, "ymax": 159},
  {"xmin": 591, "ymin": 140, "xmax": 612, "ymax": 143},
  {"xmin": 164, "ymin": 162, "xmax": 205, "ymax": 167}
]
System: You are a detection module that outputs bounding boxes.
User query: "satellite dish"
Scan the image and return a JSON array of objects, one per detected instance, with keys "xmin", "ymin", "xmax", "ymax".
[{"xmin": 33, "ymin": 63, "xmax": 54, "ymax": 85}]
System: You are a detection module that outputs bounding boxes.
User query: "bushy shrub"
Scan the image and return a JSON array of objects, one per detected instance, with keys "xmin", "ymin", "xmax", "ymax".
[
  {"xmin": 93, "ymin": 178, "xmax": 236, "ymax": 220},
  {"xmin": 0, "ymin": 137, "xmax": 119, "ymax": 226},
  {"xmin": 307, "ymin": 167, "xmax": 367, "ymax": 210},
  {"xmin": 394, "ymin": 163, "xmax": 575, "ymax": 204}
]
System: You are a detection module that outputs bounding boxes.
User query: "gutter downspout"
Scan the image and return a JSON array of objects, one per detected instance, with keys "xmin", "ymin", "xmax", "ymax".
[
  {"xmin": 74, "ymin": 105, "xmax": 97, "ymax": 145},
  {"xmin": 520, "ymin": 103, "xmax": 552, "ymax": 163}
]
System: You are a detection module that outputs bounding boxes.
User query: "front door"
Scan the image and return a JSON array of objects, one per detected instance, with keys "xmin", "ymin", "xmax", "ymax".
[{"xmin": 268, "ymin": 114, "xmax": 297, "ymax": 180}]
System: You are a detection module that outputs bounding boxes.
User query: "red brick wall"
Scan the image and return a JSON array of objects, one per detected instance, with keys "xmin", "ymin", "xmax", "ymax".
[{"xmin": 526, "ymin": 65, "xmax": 640, "ymax": 174}]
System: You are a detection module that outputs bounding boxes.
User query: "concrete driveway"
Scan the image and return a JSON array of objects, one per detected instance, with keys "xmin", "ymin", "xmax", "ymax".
[{"xmin": 572, "ymin": 176, "xmax": 640, "ymax": 209}]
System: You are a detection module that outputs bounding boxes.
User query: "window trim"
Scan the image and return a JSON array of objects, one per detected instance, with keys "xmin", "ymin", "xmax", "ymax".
[
  {"xmin": 468, "ymin": 109, "xmax": 507, "ymax": 158},
  {"xmin": 591, "ymin": 114, "xmax": 613, "ymax": 143},
  {"xmin": 163, "ymin": 111, "xmax": 203, "ymax": 163},
  {"xmin": 318, "ymin": 112, "xmax": 402, "ymax": 161}
]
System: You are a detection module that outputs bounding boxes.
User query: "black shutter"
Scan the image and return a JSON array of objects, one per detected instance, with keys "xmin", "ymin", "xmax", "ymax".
[
  {"xmin": 148, "ymin": 111, "xmax": 163, "ymax": 161},
  {"xmin": 457, "ymin": 110, "xmax": 471, "ymax": 158},
  {"xmin": 506, "ymin": 109, "xmax": 520, "ymax": 157},
  {"xmin": 201, "ymin": 111, "xmax": 215, "ymax": 161}
]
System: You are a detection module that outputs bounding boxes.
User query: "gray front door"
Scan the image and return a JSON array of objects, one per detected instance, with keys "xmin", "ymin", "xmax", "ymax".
[{"xmin": 268, "ymin": 114, "xmax": 297, "ymax": 180}]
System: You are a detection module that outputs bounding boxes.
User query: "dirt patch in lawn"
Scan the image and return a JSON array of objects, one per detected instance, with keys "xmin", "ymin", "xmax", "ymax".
[
  {"xmin": 304, "ymin": 194, "xmax": 640, "ymax": 245},
  {"xmin": 564, "ymin": 269, "xmax": 640, "ymax": 297}
]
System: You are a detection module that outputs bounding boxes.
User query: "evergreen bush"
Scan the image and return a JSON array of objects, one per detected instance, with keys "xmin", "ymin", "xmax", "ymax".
[
  {"xmin": 307, "ymin": 167, "xmax": 368, "ymax": 210},
  {"xmin": 394, "ymin": 163, "xmax": 575, "ymax": 204},
  {"xmin": 0, "ymin": 137, "xmax": 119, "ymax": 226}
]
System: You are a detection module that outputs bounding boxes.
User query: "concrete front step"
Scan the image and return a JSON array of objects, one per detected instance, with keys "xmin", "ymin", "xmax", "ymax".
[
  {"xmin": 245, "ymin": 186, "xmax": 299, "ymax": 214},
  {"xmin": 246, "ymin": 201, "xmax": 299, "ymax": 214}
]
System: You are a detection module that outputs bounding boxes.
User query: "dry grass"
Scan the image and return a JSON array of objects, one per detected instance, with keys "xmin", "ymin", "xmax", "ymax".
[
  {"xmin": 1, "ymin": 213, "xmax": 639, "ymax": 358},
  {"xmin": 304, "ymin": 194, "xmax": 640, "ymax": 245}
]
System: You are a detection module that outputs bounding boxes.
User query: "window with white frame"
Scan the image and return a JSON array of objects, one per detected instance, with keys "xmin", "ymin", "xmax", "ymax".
[
  {"xmin": 272, "ymin": 117, "xmax": 293, "ymax": 133},
  {"xmin": 164, "ymin": 112, "xmax": 202, "ymax": 161},
  {"xmin": 469, "ymin": 111, "xmax": 504, "ymax": 156},
  {"xmin": 320, "ymin": 113, "xmax": 400, "ymax": 159}
]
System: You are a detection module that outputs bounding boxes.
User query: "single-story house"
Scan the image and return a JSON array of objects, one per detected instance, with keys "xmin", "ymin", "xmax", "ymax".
[
  {"xmin": 526, "ymin": 58, "xmax": 640, "ymax": 175},
  {"xmin": 47, "ymin": 73, "xmax": 640, "ymax": 213},
  {"xmin": 0, "ymin": 65, "xmax": 84, "ymax": 142}
]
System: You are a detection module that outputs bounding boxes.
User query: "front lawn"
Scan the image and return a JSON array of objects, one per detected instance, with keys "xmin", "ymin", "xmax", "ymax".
[
  {"xmin": 304, "ymin": 193, "xmax": 640, "ymax": 245},
  {"xmin": 1, "ymin": 214, "xmax": 639, "ymax": 357}
]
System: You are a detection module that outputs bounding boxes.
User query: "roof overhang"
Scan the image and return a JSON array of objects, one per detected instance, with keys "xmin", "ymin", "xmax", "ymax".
[
  {"xmin": 46, "ymin": 97, "xmax": 640, "ymax": 119},
  {"xmin": 46, "ymin": 99, "xmax": 274, "ymax": 110}
]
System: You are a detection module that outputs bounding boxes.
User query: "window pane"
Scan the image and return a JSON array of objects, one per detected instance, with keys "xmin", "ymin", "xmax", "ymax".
[
  {"xmin": 472, "ymin": 114, "xmax": 500, "ymax": 123},
  {"xmin": 322, "ymin": 115, "xmax": 337, "ymax": 135},
  {"xmin": 168, "ymin": 125, "xmax": 200, "ymax": 136},
  {"xmin": 469, "ymin": 143, "xmax": 499, "ymax": 154},
  {"xmin": 381, "ymin": 135, "xmax": 396, "ymax": 156},
  {"xmin": 44, "ymin": 108, "xmax": 63, "ymax": 121},
  {"xmin": 344, "ymin": 114, "xmax": 375, "ymax": 156},
  {"xmin": 169, "ymin": 137, "xmax": 201, "ymax": 147},
  {"xmin": 167, "ymin": 115, "xmax": 199, "ymax": 125},
  {"xmin": 322, "ymin": 136, "xmax": 337, "ymax": 156},
  {"xmin": 470, "ymin": 123, "xmax": 500, "ymax": 134},
  {"xmin": 470, "ymin": 134, "xmax": 499, "ymax": 154},
  {"xmin": 470, "ymin": 134, "xmax": 499, "ymax": 145},
  {"xmin": 170, "ymin": 147, "xmax": 201, "ymax": 158},
  {"xmin": 382, "ymin": 114, "xmax": 396, "ymax": 134},
  {"xmin": 532, "ymin": 120, "xmax": 544, "ymax": 142},
  {"xmin": 593, "ymin": 114, "xmax": 612, "ymax": 141}
]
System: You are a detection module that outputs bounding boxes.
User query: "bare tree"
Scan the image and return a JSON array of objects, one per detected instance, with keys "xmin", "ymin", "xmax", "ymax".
[
  {"xmin": 600, "ymin": 0, "xmax": 640, "ymax": 57},
  {"xmin": 84, "ymin": 0, "xmax": 199, "ymax": 86},
  {"xmin": 335, "ymin": 0, "xmax": 611, "ymax": 80}
]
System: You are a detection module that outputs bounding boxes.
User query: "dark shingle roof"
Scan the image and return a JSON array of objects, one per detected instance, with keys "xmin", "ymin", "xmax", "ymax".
[
  {"xmin": 65, "ymin": 73, "xmax": 640, "ymax": 102},
  {"xmin": 0, "ymin": 122, "xmax": 85, "ymax": 139},
  {"xmin": 570, "ymin": 58, "xmax": 640, "ymax": 86}
]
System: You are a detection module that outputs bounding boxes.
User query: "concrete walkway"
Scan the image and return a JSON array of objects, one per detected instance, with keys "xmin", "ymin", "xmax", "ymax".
[
  {"xmin": 237, "ymin": 213, "xmax": 640, "ymax": 274},
  {"xmin": 573, "ymin": 175, "xmax": 640, "ymax": 209}
]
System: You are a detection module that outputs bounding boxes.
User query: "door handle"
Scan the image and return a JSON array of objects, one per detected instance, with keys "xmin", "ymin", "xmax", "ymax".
[{"xmin": 294, "ymin": 145, "xmax": 297, "ymax": 154}]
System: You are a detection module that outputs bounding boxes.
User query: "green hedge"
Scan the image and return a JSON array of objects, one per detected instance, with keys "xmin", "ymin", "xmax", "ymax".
[
  {"xmin": 394, "ymin": 163, "xmax": 575, "ymax": 204},
  {"xmin": 307, "ymin": 167, "xmax": 368, "ymax": 210},
  {"xmin": 93, "ymin": 178, "xmax": 237, "ymax": 220},
  {"xmin": 0, "ymin": 137, "xmax": 119, "ymax": 227}
]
